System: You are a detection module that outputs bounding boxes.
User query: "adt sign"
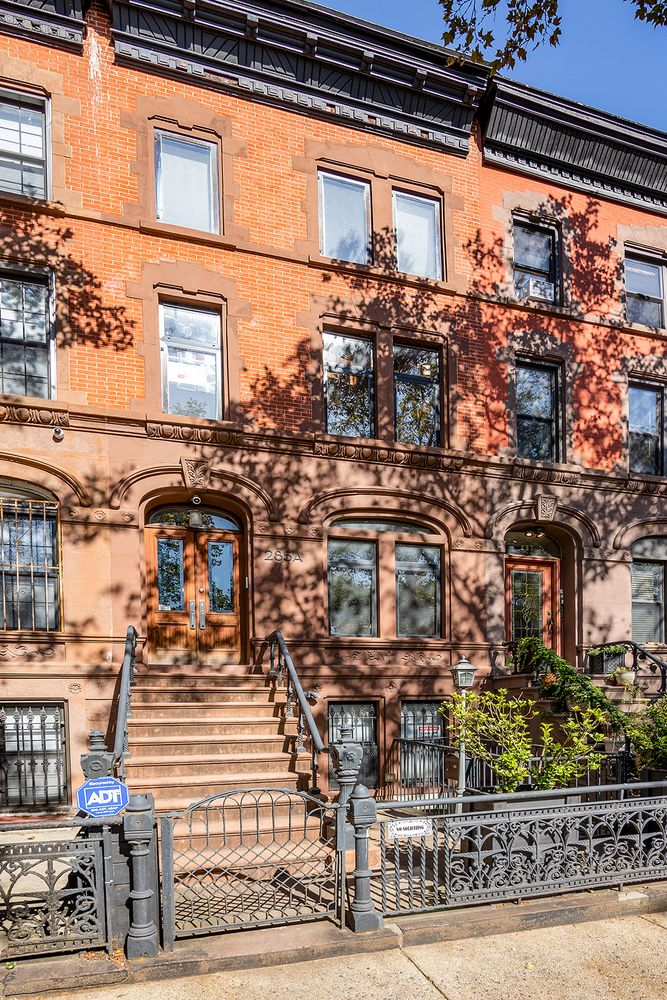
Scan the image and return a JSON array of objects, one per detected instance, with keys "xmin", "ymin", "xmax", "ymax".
[{"xmin": 76, "ymin": 776, "xmax": 129, "ymax": 817}]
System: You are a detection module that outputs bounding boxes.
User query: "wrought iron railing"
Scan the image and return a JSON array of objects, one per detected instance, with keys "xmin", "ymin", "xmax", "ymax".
[
  {"xmin": 266, "ymin": 629, "xmax": 325, "ymax": 794},
  {"xmin": 585, "ymin": 639, "xmax": 667, "ymax": 694},
  {"xmin": 112, "ymin": 625, "xmax": 138, "ymax": 781},
  {"xmin": 379, "ymin": 738, "xmax": 633, "ymax": 801},
  {"xmin": 0, "ymin": 703, "xmax": 68, "ymax": 810}
]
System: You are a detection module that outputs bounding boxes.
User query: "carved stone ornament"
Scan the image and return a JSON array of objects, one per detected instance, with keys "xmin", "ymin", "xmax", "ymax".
[
  {"xmin": 0, "ymin": 403, "xmax": 70, "ymax": 426},
  {"xmin": 0, "ymin": 644, "xmax": 55, "ymax": 659},
  {"xmin": 147, "ymin": 422, "xmax": 242, "ymax": 447},
  {"xmin": 512, "ymin": 463, "xmax": 581, "ymax": 486},
  {"xmin": 536, "ymin": 495, "xmax": 558, "ymax": 521},
  {"xmin": 314, "ymin": 440, "xmax": 464, "ymax": 472},
  {"xmin": 180, "ymin": 457, "xmax": 211, "ymax": 489}
]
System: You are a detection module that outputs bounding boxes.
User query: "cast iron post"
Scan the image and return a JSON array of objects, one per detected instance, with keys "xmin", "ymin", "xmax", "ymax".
[
  {"xmin": 123, "ymin": 793, "xmax": 159, "ymax": 959},
  {"xmin": 329, "ymin": 725, "xmax": 363, "ymax": 850},
  {"xmin": 347, "ymin": 783, "xmax": 383, "ymax": 932},
  {"xmin": 80, "ymin": 730, "xmax": 114, "ymax": 779}
]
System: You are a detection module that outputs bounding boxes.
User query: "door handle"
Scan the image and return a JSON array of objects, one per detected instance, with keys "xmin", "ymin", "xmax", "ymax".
[
  {"xmin": 199, "ymin": 600, "xmax": 206, "ymax": 629},
  {"xmin": 546, "ymin": 611, "xmax": 554, "ymax": 634},
  {"xmin": 189, "ymin": 600, "xmax": 196, "ymax": 629}
]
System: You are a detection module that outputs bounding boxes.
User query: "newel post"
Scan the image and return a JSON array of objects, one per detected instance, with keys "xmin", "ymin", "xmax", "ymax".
[
  {"xmin": 123, "ymin": 793, "xmax": 159, "ymax": 959},
  {"xmin": 348, "ymin": 783, "xmax": 383, "ymax": 932},
  {"xmin": 80, "ymin": 730, "xmax": 113, "ymax": 779}
]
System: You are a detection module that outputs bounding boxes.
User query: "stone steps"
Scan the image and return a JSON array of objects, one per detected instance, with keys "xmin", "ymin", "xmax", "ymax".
[
  {"xmin": 129, "ymin": 733, "xmax": 295, "ymax": 756},
  {"xmin": 125, "ymin": 751, "xmax": 298, "ymax": 779},
  {"xmin": 133, "ymin": 686, "xmax": 280, "ymax": 704},
  {"xmin": 130, "ymin": 701, "xmax": 281, "ymax": 719},
  {"xmin": 134, "ymin": 771, "xmax": 306, "ymax": 808}
]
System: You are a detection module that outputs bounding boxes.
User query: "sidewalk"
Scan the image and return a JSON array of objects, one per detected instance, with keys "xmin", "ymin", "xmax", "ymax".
[{"xmin": 21, "ymin": 911, "xmax": 667, "ymax": 1000}]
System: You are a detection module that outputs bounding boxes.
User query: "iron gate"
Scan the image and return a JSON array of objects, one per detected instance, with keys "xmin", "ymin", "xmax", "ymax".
[{"xmin": 160, "ymin": 787, "xmax": 342, "ymax": 947}]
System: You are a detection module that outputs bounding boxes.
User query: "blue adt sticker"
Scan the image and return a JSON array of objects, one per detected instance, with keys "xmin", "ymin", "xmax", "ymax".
[{"xmin": 76, "ymin": 776, "xmax": 129, "ymax": 817}]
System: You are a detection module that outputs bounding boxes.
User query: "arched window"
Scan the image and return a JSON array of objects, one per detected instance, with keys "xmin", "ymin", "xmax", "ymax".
[
  {"xmin": 631, "ymin": 537, "xmax": 667, "ymax": 644},
  {"xmin": 327, "ymin": 517, "xmax": 443, "ymax": 639},
  {"xmin": 0, "ymin": 488, "xmax": 60, "ymax": 631}
]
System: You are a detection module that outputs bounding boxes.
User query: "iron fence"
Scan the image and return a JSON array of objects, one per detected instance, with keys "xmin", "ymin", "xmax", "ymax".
[
  {"xmin": 0, "ymin": 819, "xmax": 115, "ymax": 959},
  {"xmin": 376, "ymin": 781, "xmax": 667, "ymax": 916},
  {"xmin": 0, "ymin": 704, "xmax": 68, "ymax": 810}
]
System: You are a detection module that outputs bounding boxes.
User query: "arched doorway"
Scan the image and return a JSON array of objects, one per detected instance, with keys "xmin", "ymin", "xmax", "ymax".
[
  {"xmin": 504, "ymin": 526, "xmax": 561, "ymax": 653},
  {"xmin": 145, "ymin": 504, "xmax": 245, "ymax": 664}
]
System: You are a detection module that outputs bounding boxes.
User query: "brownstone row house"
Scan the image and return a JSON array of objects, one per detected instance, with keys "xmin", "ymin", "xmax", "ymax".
[{"xmin": 1, "ymin": 0, "xmax": 667, "ymax": 812}]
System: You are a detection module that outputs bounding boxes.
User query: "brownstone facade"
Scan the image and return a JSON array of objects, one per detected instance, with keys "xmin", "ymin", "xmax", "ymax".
[{"xmin": 1, "ymin": 0, "xmax": 667, "ymax": 808}]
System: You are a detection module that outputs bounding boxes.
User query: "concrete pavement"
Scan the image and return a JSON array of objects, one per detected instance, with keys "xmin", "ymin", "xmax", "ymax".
[{"xmin": 34, "ymin": 913, "xmax": 667, "ymax": 1000}]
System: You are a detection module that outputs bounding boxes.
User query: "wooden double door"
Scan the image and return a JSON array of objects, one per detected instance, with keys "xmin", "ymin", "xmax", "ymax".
[{"xmin": 146, "ymin": 521, "xmax": 243, "ymax": 663}]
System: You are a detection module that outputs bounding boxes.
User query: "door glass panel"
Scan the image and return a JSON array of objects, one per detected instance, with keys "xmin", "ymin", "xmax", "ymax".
[
  {"xmin": 511, "ymin": 569, "xmax": 543, "ymax": 640},
  {"xmin": 156, "ymin": 537, "xmax": 184, "ymax": 611},
  {"xmin": 208, "ymin": 540, "xmax": 234, "ymax": 612}
]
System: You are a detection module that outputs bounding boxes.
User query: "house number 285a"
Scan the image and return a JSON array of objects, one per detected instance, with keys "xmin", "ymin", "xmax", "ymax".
[{"xmin": 264, "ymin": 549, "xmax": 303, "ymax": 562}]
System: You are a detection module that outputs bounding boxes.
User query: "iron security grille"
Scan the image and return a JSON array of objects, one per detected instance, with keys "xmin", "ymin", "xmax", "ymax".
[
  {"xmin": 0, "ymin": 498, "xmax": 61, "ymax": 631},
  {"xmin": 328, "ymin": 702, "xmax": 378, "ymax": 789},
  {"xmin": 400, "ymin": 701, "xmax": 445, "ymax": 741},
  {"xmin": 0, "ymin": 704, "xmax": 68, "ymax": 810}
]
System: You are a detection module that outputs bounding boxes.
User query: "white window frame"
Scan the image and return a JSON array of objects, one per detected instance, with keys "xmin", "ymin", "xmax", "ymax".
[
  {"xmin": 0, "ymin": 265, "xmax": 56, "ymax": 400},
  {"xmin": 0, "ymin": 88, "xmax": 50, "ymax": 201},
  {"xmin": 318, "ymin": 170, "xmax": 371, "ymax": 264},
  {"xmin": 158, "ymin": 302, "xmax": 223, "ymax": 421},
  {"xmin": 392, "ymin": 189, "xmax": 443, "ymax": 280},
  {"xmin": 154, "ymin": 129, "xmax": 220, "ymax": 234}
]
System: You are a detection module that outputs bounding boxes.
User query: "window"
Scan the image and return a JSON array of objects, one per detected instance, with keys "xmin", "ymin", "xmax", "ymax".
[
  {"xmin": 155, "ymin": 130, "xmax": 220, "ymax": 233},
  {"xmin": 0, "ymin": 703, "xmax": 68, "ymax": 809},
  {"xmin": 328, "ymin": 702, "xmax": 378, "ymax": 788},
  {"xmin": 159, "ymin": 303, "xmax": 222, "ymax": 420},
  {"xmin": 631, "ymin": 538, "xmax": 667, "ymax": 644},
  {"xmin": 629, "ymin": 383, "xmax": 665, "ymax": 475},
  {"xmin": 515, "ymin": 360, "xmax": 561, "ymax": 462},
  {"xmin": 393, "ymin": 345, "xmax": 440, "ymax": 446},
  {"xmin": 323, "ymin": 332, "xmax": 375, "ymax": 438},
  {"xmin": 318, "ymin": 172, "xmax": 370, "ymax": 265},
  {"xmin": 327, "ymin": 539, "xmax": 377, "ymax": 636},
  {"xmin": 327, "ymin": 518, "xmax": 444, "ymax": 639},
  {"xmin": 400, "ymin": 701, "xmax": 445, "ymax": 741},
  {"xmin": 625, "ymin": 255, "xmax": 665, "ymax": 327},
  {"xmin": 393, "ymin": 191, "xmax": 442, "ymax": 280},
  {"xmin": 0, "ymin": 93, "xmax": 47, "ymax": 200},
  {"xmin": 0, "ymin": 275, "xmax": 51, "ymax": 399},
  {"xmin": 0, "ymin": 496, "xmax": 61, "ymax": 631},
  {"xmin": 513, "ymin": 219, "xmax": 557, "ymax": 303},
  {"xmin": 396, "ymin": 544, "xmax": 441, "ymax": 637}
]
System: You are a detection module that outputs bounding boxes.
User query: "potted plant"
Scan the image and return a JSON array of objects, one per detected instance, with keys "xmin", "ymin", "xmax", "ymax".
[
  {"xmin": 624, "ymin": 696, "xmax": 667, "ymax": 780},
  {"xmin": 608, "ymin": 665, "xmax": 637, "ymax": 688},
  {"xmin": 588, "ymin": 643, "xmax": 627, "ymax": 676}
]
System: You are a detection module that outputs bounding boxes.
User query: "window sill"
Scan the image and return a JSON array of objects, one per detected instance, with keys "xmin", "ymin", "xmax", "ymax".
[
  {"xmin": 139, "ymin": 219, "xmax": 238, "ymax": 250},
  {"xmin": 0, "ymin": 189, "xmax": 60, "ymax": 215},
  {"xmin": 308, "ymin": 255, "xmax": 459, "ymax": 295}
]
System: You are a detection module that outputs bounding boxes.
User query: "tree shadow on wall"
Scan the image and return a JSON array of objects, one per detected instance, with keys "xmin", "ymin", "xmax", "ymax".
[{"xmin": 0, "ymin": 217, "xmax": 135, "ymax": 350}]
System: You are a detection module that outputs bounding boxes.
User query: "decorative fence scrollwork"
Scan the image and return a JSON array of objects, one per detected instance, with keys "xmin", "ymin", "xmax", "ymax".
[
  {"xmin": 0, "ymin": 830, "xmax": 111, "ymax": 959},
  {"xmin": 377, "ymin": 782, "xmax": 667, "ymax": 916}
]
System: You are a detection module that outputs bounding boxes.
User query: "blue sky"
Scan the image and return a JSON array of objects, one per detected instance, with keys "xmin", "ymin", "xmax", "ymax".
[{"xmin": 322, "ymin": 0, "xmax": 667, "ymax": 132}]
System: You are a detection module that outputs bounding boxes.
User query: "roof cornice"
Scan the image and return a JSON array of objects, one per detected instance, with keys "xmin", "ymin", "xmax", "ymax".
[
  {"xmin": 110, "ymin": 0, "xmax": 489, "ymax": 154},
  {"xmin": 483, "ymin": 78, "xmax": 667, "ymax": 215},
  {"xmin": 0, "ymin": 0, "xmax": 85, "ymax": 49}
]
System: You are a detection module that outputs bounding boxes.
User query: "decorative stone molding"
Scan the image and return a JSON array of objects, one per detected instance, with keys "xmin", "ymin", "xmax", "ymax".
[
  {"xmin": 330, "ymin": 648, "xmax": 447, "ymax": 666},
  {"xmin": 0, "ymin": 643, "xmax": 55, "ymax": 659},
  {"xmin": 314, "ymin": 440, "xmax": 464, "ymax": 472},
  {"xmin": 511, "ymin": 462, "xmax": 581, "ymax": 486},
  {"xmin": 180, "ymin": 458, "xmax": 211, "ymax": 489},
  {"xmin": 0, "ymin": 403, "xmax": 70, "ymax": 427},
  {"xmin": 146, "ymin": 422, "xmax": 242, "ymax": 447}
]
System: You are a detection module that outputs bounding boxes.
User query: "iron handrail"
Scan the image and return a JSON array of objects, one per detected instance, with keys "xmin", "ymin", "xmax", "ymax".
[
  {"xmin": 112, "ymin": 625, "xmax": 138, "ymax": 781},
  {"xmin": 265, "ymin": 629, "xmax": 325, "ymax": 794},
  {"xmin": 585, "ymin": 639, "xmax": 667, "ymax": 694}
]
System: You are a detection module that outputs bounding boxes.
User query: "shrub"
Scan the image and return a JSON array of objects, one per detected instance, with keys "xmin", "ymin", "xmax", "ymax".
[{"xmin": 624, "ymin": 696, "xmax": 667, "ymax": 772}]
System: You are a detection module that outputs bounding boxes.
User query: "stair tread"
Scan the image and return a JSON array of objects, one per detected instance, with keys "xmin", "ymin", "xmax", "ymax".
[
  {"xmin": 129, "ymin": 733, "xmax": 286, "ymax": 744},
  {"xmin": 131, "ymin": 771, "xmax": 304, "ymax": 787},
  {"xmin": 128, "ymin": 716, "xmax": 282, "ymax": 724},
  {"xmin": 126, "ymin": 752, "xmax": 296, "ymax": 766}
]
